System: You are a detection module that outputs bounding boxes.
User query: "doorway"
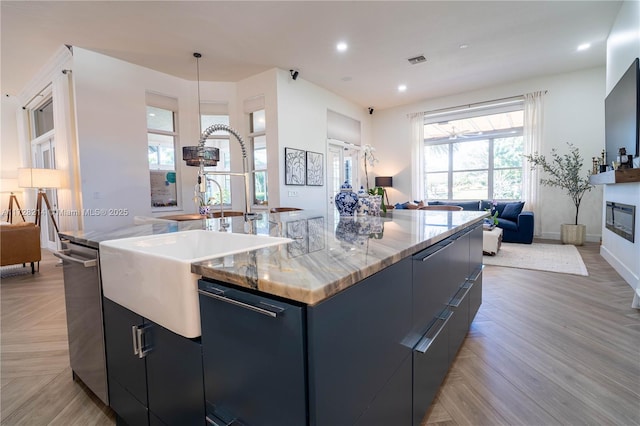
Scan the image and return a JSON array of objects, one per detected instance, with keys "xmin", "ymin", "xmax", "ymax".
[
  {"xmin": 327, "ymin": 141, "xmax": 360, "ymax": 214},
  {"xmin": 31, "ymin": 134, "xmax": 59, "ymax": 250}
]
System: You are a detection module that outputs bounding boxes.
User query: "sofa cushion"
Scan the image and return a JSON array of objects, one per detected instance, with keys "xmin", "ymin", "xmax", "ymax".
[
  {"xmin": 496, "ymin": 217, "xmax": 518, "ymax": 232},
  {"xmin": 500, "ymin": 202, "xmax": 525, "ymax": 221},
  {"xmin": 428, "ymin": 200, "xmax": 480, "ymax": 211}
]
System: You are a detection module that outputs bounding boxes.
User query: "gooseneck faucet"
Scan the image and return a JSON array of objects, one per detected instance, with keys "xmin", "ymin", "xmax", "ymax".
[{"xmin": 196, "ymin": 124, "xmax": 259, "ymax": 231}]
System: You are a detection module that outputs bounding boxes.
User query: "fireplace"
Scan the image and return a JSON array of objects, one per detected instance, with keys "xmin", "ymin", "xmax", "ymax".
[{"xmin": 605, "ymin": 202, "xmax": 636, "ymax": 243}]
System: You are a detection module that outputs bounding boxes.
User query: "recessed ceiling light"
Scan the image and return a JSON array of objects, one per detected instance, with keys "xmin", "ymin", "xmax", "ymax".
[
  {"xmin": 149, "ymin": 113, "xmax": 156, "ymax": 117},
  {"xmin": 577, "ymin": 43, "xmax": 591, "ymax": 51},
  {"xmin": 336, "ymin": 42, "xmax": 348, "ymax": 52},
  {"xmin": 398, "ymin": 84, "xmax": 407, "ymax": 92},
  {"xmin": 459, "ymin": 44, "xmax": 469, "ymax": 49}
]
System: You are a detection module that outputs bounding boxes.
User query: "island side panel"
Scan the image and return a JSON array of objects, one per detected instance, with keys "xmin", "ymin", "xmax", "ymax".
[{"xmin": 307, "ymin": 257, "xmax": 413, "ymax": 426}]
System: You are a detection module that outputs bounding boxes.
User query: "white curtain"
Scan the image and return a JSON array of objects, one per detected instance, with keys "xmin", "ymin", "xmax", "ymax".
[
  {"xmin": 410, "ymin": 112, "xmax": 425, "ymax": 201},
  {"xmin": 522, "ymin": 91, "xmax": 546, "ymax": 237}
]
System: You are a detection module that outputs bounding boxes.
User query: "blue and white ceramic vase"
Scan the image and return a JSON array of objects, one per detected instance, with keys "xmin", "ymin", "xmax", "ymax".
[
  {"xmin": 334, "ymin": 181, "xmax": 358, "ymax": 216},
  {"xmin": 356, "ymin": 186, "xmax": 369, "ymax": 216}
]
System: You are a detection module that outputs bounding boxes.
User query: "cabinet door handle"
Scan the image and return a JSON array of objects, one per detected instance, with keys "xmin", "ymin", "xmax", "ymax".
[
  {"xmin": 414, "ymin": 310, "xmax": 453, "ymax": 354},
  {"xmin": 131, "ymin": 326, "xmax": 139, "ymax": 355},
  {"xmin": 198, "ymin": 289, "xmax": 281, "ymax": 318},
  {"xmin": 137, "ymin": 324, "xmax": 152, "ymax": 358},
  {"xmin": 52, "ymin": 250, "xmax": 97, "ymax": 268},
  {"xmin": 467, "ymin": 265, "xmax": 484, "ymax": 283},
  {"xmin": 415, "ymin": 240, "xmax": 453, "ymax": 262},
  {"xmin": 449, "ymin": 282, "xmax": 473, "ymax": 308}
]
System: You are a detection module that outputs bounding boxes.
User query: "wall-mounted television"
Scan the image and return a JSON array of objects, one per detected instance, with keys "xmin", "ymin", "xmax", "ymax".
[{"xmin": 605, "ymin": 57, "xmax": 640, "ymax": 165}]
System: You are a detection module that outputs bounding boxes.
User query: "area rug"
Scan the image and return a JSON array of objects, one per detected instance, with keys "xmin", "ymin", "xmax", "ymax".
[
  {"xmin": 483, "ymin": 242, "xmax": 588, "ymax": 276},
  {"xmin": 0, "ymin": 264, "xmax": 33, "ymax": 279}
]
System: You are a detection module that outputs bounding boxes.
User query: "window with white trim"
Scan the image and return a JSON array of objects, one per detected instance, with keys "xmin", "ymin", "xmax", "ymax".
[
  {"xmin": 423, "ymin": 99, "xmax": 524, "ymax": 201},
  {"xmin": 147, "ymin": 93, "xmax": 179, "ymax": 208},
  {"xmin": 201, "ymin": 103, "xmax": 231, "ymax": 206},
  {"xmin": 250, "ymin": 109, "xmax": 267, "ymax": 206}
]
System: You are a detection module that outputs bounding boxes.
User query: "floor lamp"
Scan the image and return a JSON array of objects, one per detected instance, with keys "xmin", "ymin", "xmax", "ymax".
[
  {"xmin": 375, "ymin": 176, "xmax": 393, "ymax": 207},
  {"xmin": 18, "ymin": 168, "xmax": 63, "ymax": 234},
  {"xmin": 1, "ymin": 178, "xmax": 25, "ymax": 223}
]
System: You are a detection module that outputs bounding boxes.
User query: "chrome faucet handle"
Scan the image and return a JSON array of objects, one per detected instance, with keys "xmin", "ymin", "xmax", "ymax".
[{"xmin": 219, "ymin": 217, "xmax": 230, "ymax": 232}]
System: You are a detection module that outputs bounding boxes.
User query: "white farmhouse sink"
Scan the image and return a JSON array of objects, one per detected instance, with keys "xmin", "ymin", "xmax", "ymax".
[{"xmin": 99, "ymin": 230, "xmax": 291, "ymax": 338}]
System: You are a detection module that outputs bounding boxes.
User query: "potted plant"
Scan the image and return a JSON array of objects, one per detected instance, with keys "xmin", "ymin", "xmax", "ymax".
[{"xmin": 525, "ymin": 142, "xmax": 594, "ymax": 245}]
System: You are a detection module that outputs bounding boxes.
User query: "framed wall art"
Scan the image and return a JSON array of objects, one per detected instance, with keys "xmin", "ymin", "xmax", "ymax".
[
  {"xmin": 305, "ymin": 151, "xmax": 324, "ymax": 186},
  {"xmin": 285, "ymin": 147, "xmax": 306, "ymax": 185}
]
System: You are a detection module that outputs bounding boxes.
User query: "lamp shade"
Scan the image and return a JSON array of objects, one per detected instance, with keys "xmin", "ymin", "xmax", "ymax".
[
  {"xmin": 0, "ymin": 178, "xmax": 20, "ymax": 193},
  {"xmin": 18, "ymin": 168, "xmax": 62, "ymax": 189},
  {"xmin": 375, "ymin": 176, "xmax": 393, "ymax": 188}
]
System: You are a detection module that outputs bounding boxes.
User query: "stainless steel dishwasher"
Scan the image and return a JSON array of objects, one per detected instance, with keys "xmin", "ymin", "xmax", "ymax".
[{"xmin": 54, "ymin": 240, "xmax": 109, "ymax": 405}]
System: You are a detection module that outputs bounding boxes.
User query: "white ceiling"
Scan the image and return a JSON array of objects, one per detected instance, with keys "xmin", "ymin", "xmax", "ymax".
[{"xmin": 1, "ymin": 1, "xmax": 622, "ymax": 110}]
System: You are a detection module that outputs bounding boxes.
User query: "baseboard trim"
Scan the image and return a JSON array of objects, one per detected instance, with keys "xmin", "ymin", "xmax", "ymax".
[
  {"xmin": 600, "ymin": 245, "xmax": 640, "ymax": 291},
  {"xmin": 539, "ymin": 232, "xmax": 601, "ymax": 243}
]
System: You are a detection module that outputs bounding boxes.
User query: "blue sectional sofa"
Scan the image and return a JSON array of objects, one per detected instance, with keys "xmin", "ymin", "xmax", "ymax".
[{"xmin": 428, "ymin": 200, "xmax": 534, "ymax": 244}]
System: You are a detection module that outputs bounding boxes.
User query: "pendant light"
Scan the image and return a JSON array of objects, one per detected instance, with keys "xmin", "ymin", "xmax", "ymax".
[{"xmin": 182, "ymin": 52, "xmax": 219, "ymax": 167}]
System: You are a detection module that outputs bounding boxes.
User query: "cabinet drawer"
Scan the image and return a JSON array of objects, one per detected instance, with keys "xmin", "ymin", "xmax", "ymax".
[
  {"xmin": 468, "ymin": 225, "xmax": 483, "ymax": 277},
  {"xmin": 412, "ymin": 241, "xmax": 456, "ymax": 336},
  {"xmin": 199, "ymin": 280, "xmax": 306, "ymax": 426},
  {"xmin": 468, "ymin": 267, "xmax": 483, "ymax": 325},
  {"xmin": 412, "ymin": 310, "xmax": 452, "ymax": 426}
]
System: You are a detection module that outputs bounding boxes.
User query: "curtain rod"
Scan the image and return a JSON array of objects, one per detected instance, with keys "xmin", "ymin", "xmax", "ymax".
[
  {"xmin": 21, "ymin": 82, "xmax": 53, "ymax": 110},
  {"xmin": 409, "ymin": 91, "xmax": 547, "ymax": 118}
]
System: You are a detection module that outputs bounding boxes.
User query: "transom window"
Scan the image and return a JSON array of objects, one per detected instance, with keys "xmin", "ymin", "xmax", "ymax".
[{"xmin": 423, "ymin": 105, "xmax": 524, "ymax": 201}]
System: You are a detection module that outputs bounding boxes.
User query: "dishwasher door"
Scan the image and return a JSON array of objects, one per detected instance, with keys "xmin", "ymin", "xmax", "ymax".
[{"xmin": 55, "ymin": 241, "xmax": 109, "ymax": 405}]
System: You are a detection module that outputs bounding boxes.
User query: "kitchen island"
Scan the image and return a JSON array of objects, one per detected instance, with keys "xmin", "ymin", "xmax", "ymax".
[{"xmin": 60, "ymin": 209, "xmax": 486, "ymax": 426}]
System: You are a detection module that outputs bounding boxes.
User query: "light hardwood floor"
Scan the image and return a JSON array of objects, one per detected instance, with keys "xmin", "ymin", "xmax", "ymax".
[{"xmin": 1, "ymin": 242, "xmax": 639, "ymax": 425}]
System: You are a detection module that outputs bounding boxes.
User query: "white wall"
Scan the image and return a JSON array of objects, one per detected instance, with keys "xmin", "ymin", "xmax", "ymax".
[
  {"xmin": 601, "ymin": 0, "xmax": 640, "ymax": 297},
  {"xmin": 274, "ymin": 68, "xmax": 372, "ymax": 214},
  {"xmin": 73, "ymin": 48, "xmax": 236, "ymax": 230},
  {"xmin": 0, "ymin": 95, "xmax": 24, "ymax": 216},
  {"xmin": 372, "ymin": 67, "xmax": 605, "ymax": 241},
  {"xmin": 18, "ymin": 48, "xmax": 370, "ymax": 231}
]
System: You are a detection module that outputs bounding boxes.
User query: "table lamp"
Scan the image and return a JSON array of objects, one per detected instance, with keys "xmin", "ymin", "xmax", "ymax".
[
  {"xmin": 18, "ymin": 168, "xmax": 63, "ymax": 234},
  {"xmin": 375, "ymin": 176, "xmax": 393, "ymax": 207},
  {"xmin": 1, "ymin": 178, "xmax": 24, "ymax": 223}
]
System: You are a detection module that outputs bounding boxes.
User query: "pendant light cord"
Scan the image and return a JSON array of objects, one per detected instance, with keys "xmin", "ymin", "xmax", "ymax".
[{"xmin": 194, "ymin": 52, "xmax": 202, "ymax": 126}]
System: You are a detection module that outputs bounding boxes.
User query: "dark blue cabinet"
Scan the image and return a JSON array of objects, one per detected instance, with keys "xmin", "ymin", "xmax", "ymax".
[
  {"xmin": 307, "ymin": 257, "xmax": 413, "ymax": 426},
  {"xmin": 104, "ymin": 298, "xmax": 149, "ymax": 426},
  {"xmin": 103, "ymin": 298, "xmax": 205, "ymax": 426},
  {"xmin": 198, "ymin": 281, "xmax": 307, "ymax": 426}
]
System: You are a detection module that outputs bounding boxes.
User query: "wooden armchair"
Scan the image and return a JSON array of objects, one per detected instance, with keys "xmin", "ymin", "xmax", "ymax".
[{"xmin": 1, "ymin": 222, "xmax": 41, "ymax": 273}]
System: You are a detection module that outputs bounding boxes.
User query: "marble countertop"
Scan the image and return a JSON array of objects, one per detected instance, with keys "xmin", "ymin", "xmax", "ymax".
[{"xmin": 62, "ymin": 210, "xmax": 485, "ymax": 305}]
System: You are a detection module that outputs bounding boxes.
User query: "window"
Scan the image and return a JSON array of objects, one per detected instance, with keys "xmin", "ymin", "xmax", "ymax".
[
  {"xmin": 201, "ymin": 112, "xmax": 231, "ymax": 206},
  {"xmin": 249, "ymin": 109, "xmax": 267, "ymax": 206},
  {"xmin": 147, "ymin": 94, "xmax": 179, "ymax": 208},
  {"xmin": 34, "ymin": 98, "xmax": 54, "ymax": 138},
  {"xmin": 423, "ymin": 102, "xmax": 524, "ymax": 201}
]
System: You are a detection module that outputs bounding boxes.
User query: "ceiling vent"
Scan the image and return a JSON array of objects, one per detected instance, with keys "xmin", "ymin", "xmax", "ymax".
[{"xmin": 408, "ymin": 55, "xmax": 427, "ymax": 65}]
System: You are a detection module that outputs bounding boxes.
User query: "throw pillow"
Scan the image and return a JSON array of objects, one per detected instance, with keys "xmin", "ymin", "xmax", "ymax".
[{"xmin": 501, "ymin": 202, "xmax": 525, "ymax": 221}]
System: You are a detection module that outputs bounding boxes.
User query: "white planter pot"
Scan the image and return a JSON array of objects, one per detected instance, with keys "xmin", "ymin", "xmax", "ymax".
[{"xmin": 561, "ymin": 224, "xmax": 586, "ymax": 246}]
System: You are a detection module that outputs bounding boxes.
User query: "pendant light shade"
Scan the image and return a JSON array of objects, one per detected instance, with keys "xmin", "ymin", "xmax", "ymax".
[{"xmin": 182, "ymin": 146, "xmax": 219, "ymax": 167}]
